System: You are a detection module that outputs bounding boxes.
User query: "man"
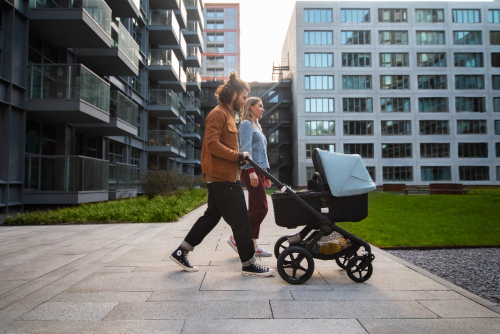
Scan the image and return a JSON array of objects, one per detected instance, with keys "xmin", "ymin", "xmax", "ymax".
[{"xmin": 170, "ymin": 72, "xmax": 275, "ymax": 277}]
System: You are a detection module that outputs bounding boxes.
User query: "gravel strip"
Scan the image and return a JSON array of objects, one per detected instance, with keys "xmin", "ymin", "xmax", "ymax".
[{"xmin": 386, "ymin": 248, "xmax": 500, "ymax": 304}]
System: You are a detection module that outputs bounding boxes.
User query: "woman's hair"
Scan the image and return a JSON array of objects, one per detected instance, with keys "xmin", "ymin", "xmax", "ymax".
[
  {"xmin": 240, "ymin": 97, "xmax": 262, "ymax": 130},
  {"xmin": 215, "ymin": 71, "xmax": 250, "ymax": 104}
]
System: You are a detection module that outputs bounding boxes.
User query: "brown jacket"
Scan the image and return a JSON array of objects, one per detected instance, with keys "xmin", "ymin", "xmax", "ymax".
[{"xmin": 201, "ymin": 103, "xmax": 241, "ymax": 182}]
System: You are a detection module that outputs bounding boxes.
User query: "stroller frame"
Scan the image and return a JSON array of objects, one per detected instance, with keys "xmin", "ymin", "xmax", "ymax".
[{"xmin": 245, "ymin": 149, "xmax": 375, "ymax": 284}]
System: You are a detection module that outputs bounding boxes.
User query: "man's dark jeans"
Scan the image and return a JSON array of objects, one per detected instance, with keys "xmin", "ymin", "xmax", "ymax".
[{"xmin": 183, "ymin": 181, "xmax": 256, "ymax": 265}]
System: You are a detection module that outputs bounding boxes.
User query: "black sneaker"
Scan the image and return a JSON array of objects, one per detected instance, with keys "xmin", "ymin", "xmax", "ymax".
[
  {"xmin": 170, "ymin": 247, "xmax": 199, "ymax": 272},
  {"xmin": 242, "ymin": 263, "xmax": 275, "ymax": 277}
]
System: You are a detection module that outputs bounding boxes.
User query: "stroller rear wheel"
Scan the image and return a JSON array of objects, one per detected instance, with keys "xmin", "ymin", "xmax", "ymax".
[
  {"xmin": 277, "ymin": 246, "xmax": 315, "ymax": 284},
  {"xmin": 346, "ymin": 255, "xmax": 373, "ymax": 283},
  {"xmin": 274, "ymin": 236, "xmax": 290, "ymax": 259},
  {"xmin": 335, "ymin": 252, "xmax": 356, "ymax": 269}
]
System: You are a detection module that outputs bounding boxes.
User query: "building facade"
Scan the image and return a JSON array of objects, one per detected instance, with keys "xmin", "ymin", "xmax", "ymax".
[
  {"xmin": 282, "ymin": 1, "xmax": 500, "ymax": 188},
  {"xmin": 0, "ymin": 0, "xmax": 204, "ymax": 215},
  {"xmin": 200, "ymin": 2, "xmax": 240, "ymax": 80}
]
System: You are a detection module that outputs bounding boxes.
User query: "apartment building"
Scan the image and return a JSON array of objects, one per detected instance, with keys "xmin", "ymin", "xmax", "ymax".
[
  {"xmin": 0, "ymin": 0, "xmax": 204, "ymax": 214},
  {"xmin": 200, "ymin": 2, "xmax": 240, "ymax": 80},
  {"xmin": 282, "ymin": 1, "xmax": 500, "ymax": 188}
]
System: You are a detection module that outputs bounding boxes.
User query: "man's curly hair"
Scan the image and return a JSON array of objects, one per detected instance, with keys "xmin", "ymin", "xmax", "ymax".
[{"xmin": 215, "ymin": 71, "xmax": 250, "ymax": 104}]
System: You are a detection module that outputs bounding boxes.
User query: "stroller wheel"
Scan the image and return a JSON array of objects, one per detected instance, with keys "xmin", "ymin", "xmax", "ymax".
[
  {"xmin": 277, "ymin": 246, "xmax": 315, "ymax": 284},
  {"xmin": 335, "ymin": 253, "xmax": 356, "ymax": 269},
  {"xmin": 346, "ymin": 255, "xmax": 373, "ymax": 283},
  {"xmin": 274, "ymin": 236, "xmax": 290, "ymax": 259}
]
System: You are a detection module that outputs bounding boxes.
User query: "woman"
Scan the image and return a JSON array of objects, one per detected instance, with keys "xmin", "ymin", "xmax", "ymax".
[{"xmin": 227, "ymin": 97, "xmax": 272, "ymax": 257}]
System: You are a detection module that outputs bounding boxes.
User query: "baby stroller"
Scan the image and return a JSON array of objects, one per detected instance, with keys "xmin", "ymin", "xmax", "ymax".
[{"xmin": 245, "ymin": 148, "xmax": 376, "ymax": 284}]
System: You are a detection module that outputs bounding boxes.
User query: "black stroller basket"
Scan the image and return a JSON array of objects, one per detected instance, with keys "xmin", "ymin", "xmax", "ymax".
[{"xmin": 244, "ymin": 148, "xmax": 375, "ymax": 285}]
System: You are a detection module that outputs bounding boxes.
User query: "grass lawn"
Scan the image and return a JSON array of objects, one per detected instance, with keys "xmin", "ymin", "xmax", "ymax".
[{"xmin": 3, "ymin": 189, "xmax": 208, "ymax": 225}]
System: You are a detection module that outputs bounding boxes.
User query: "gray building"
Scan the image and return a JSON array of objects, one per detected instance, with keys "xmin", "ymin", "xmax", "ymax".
[
  {"xmin": 282, "ymin": 1, "xmax": 500, "ymax": 188},
  {"xmin": 0, "ymin": 0, "xmax": 204, "ymax": 215}
]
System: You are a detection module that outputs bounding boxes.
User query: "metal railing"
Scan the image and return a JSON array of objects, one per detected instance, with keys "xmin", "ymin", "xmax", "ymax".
[
  {"xmin": 149, "ymin": 89, "xmax": 180, "ymax": 109},
  {"xmin": 109, "ymin": 162, "xmax": 139, "ymax": 190},
  {"xmin": 110, "ymin": 90, "xmax": 138, "ymax": 127},
  {"xmin": 112, "ymin": 21, "xmax": 140, "ymax": 69}
]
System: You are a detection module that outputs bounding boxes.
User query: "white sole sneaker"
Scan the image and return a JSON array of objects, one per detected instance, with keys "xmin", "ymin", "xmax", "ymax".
[
  {"xmin": 227, "ymin": 237, "xmax": 238, "ymax": 253},
  {"xmin": 242, "ymin": 268, "xmax": 276, "ymax": 277}
]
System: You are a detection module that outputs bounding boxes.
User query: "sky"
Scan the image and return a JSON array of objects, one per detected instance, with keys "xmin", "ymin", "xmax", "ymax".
[{"xmin": 206, "ymin": 0, "xmax": 492, "ymax": 82}]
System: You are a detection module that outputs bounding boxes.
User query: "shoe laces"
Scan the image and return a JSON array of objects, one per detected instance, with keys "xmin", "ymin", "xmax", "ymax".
[{"xmin": 253, "ymin": 262, "xmax": 267, "ymax": 271}]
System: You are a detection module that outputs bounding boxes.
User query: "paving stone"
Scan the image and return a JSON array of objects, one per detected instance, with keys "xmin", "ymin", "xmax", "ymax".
[
  {"xmin": 418, "ymin": 299, "xmax": 500, "ymax": 318},
  {"xmin": 359, "ymin": 318, "xmax": 500, "ymax": 334},
  {"xmin": 291, "ymin": 290, "xmax": 438, "ymax": 301},
  {"xmin": 19, "ymin": 302, "xmax": 119, "ymax": 321}
]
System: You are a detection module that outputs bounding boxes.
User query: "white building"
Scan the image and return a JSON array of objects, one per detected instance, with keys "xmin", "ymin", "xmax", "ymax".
[{"xmin": 282, "ymin": 1, "xmax": 500, "ymax": 187}]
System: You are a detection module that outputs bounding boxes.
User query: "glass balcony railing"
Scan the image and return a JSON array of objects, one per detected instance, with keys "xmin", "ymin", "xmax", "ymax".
[
  {"xmin": 112, "ymin": 21, "xmax": 140, "ymax": 69},
  {"xmin": 185, "ymin": 149, "xmax": 200, "ymax": 161},
  {"xmin": 109, "ymin": 162, "xmax": 139, "ymax": 190},
  {"xmin": 187, "ymin": 71, "xmax": 201, "ymax": 85},
  {"xmin": 27, "ymin": 64, "xmax": 110, "ymax": 113},
  {"xmin": 186, "ymin": 21, "xmax": 201, "ymax": 34},
  {"xmin": 110, "ymin": 90, "xmax": 138, "ymax": 127},
  {"xmin": 148, "ymin": 129, "xmax": 180, "ymax": 149},
  {"xmin": 177, "ymin": 105, "xmax": 187, "ymax": 121},
  {"xmin": 178, "ymin": 0, "xmax": 187, "ymax": 26},
  {"xmin": 25, "ymin": 154, "xmax": 109, "ymax": 192},
  {"xmin": 187, "ymin": 46, "xmax": 201, "ymax": 61},
  {"xmin": 183, "ymin": 95, "xmax": 200, "ymax": 109},
  {"xmin": 183, "ymin": 123, "xmax": 200, "ymax": 136},
  {"xmin": 178, "ymin": 137, "xmax": 186, "ymax": 156},
  {"xmin": 150, "ymin": 9, "xmax": 179, "ymax": 32},
  {"xmin": 148, "ymin": 49, "xmax": 179, "ymax": 74},
  {"xmin": 149, "ymin": 89, "xmax": 180, "ymax": 109},
  {"xmin": 30, "ymin": 0, "xmax": 112, "ymax": 37},
  {"xmin": 179, "ymin": 65, "xmax": 187, "ymax": 87}
]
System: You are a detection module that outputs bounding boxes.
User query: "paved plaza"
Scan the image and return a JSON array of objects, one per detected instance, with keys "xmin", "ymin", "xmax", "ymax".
[{"xmin": 0, "ymin": 195, "xmax": 499, "ymax": 333}]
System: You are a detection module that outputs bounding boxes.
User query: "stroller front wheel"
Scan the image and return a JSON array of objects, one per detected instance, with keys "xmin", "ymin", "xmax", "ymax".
[
  {"xmin": 274, "ymin": 236, "xmax": 290, "ymax": 259},
  {"xmin": 346, "ymin": 255, "xmax": 373, "ymax": 283},
  {"xmin": 277, "ymin": 246, "xmax": 315, "ymax": 284}
]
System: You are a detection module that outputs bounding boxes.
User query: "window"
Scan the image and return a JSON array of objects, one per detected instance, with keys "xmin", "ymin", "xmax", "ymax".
[
  {"xmin": 305, "ymin": 98, "xmax": 334, "ymax": 113},
  {"xmin": 383, "ymin": 166, "xmax": 413, "ymax": 181},
  {"xmin": 269, "ymin": 110, "xmax": 279, "ymax": 123},
  {"xmin": 305, "ymin": 121, "xmax": 335, "ymax": 136},
  {"xmin": 206, "ymin": 20, "xmax": 224, "ymax": 29},
  {"xmin": 419, "ymin": 98, "xmax": 448, "ymax": 113},
  {"xmin": 305, "ymin": 53, "xmax": 333, "ymax": 67},
  {"xmin": 75, "ymin": 134, "xmax": 97, "ymax": 158},
  {"xmin": 420, "ymin": 120, "xmax": 449, "ymax": 135},
  {"xmin": 455, "ymin": 97, "xmax": 486, "ymax": 113},
  {"xmin": 206, "ymin": 32, "xmax": 224, "ymax": 42},
  {"xmin": 379, "ymin": 31, "xmax": 408, "ymax": 45},
  {"xmin": 342, "ymin": 53, "xmax": 371, "ymax": 67},
  {"xmin": 344, "ymin": 143, "xmax": 374, "ymax": 158},
  {"xmin": 494, "ymin": 76, "xmax": 500, "ymax": 90},
  {"xmin": 498, "ymin": 166, "xmax": 500, "ymax": 181},
  {"xmin": 421, "ymin": 167, "xmax": 451, "ymax": 181},
  {"xmin": 495, "ymin": 98, "xmax": 500, "ymax": 111},
  {"xmin": 417, "ymin": 53, "xmax": 446, "ymax": 67},
  {"xmin": 207, "ymin": 68, "xmax": 224, "ymax": 77},
  {"xmin": 378, "ymin": 8, "xmax": 407, "ymax": 23},
  {"xmin": 497, "ymin": 143, "xmax": 500, "ymax": 157},
  {"xmin": 305, "ymin": 76, "xmax": 334, "ymax": 90},
  {"xmin": 380, "ymin": 53, "xmax": 409, "ymax": 67},
  {"xmin": 457, "ymin": 120, "xmax": 487, "ymax": 134},
  {"xmin": 459, "ymin": 166, "xmax": 489, "ymax": 180},
  {"xmin": 454, "ymin": 53, "xmax": 483, "ymax": 67},
  {"xmin": 341, "ymin": 9, "xmax": 370, "ymax": 23},
  {"xmin": 132, "ymin": 19, "xmax": 143, "ymax": 50},
  {"xmin": 131, "ymin": 148, "xmax": 141, "ymax": 180},
  {"xmin": 493, "ymin": 53, "xmax": 500, "ymax": 67},
  {"xmin": 458, "ymin": 143, "xmax": 488, "ymax": 158},
  {"xmin": 304, "ymin": 9, "xmax": 333, "ymax": 23},
  {"xmin": 380, "ymin": 98, "xmax": 410, "ymax": 113},
  {"xmin": 206, "ymin": 9, "xmax": 224, "ymax": 18},
  {"xmin": 206, "ymin": 56, "xmax": 224, "ymax": 65},
  {"xmin": 366, "ymin": 167, "xmax": 376, "ymax": 181},
  {"xmin": 25, "ymin": 120, "xmax": 56, "ymax": 155},
  {"xmin": 269, "ymin": 130, "xmax": 278, "ymax": 143},
  {"xmin": 420, "ymin": 143, "xmax": 450, "ymax": 158},
  {"xmin": 306, "ymin": 144, "xmax": 334, "ymax": 158},
  {"xmin": 415, "ymin": 9, "xmax": 444, "ymax": 23},
  {"xmin": 343, "ymin": 121, "xmax": 373, "ymax": 135},
  {"xmin": 491, "ymin": 31, "xmax": 500, "ymax": 45},
  {"xmin": 455, "ymin": 75, "xmax": 484, "ymax": 89},
  {"xmin": 416, "ymin": 31, "xmax": 445, "ymax": 45},
  {"xmin": 304, "ymin": 31, "xmax": 333, "ymax": 45},
  {"xmin": 452, "ymin": 9, "xmax": 481, "ymax": 23},
  {"xmin": 380, "ymin": 75, "xmax": 409, "ymax": 90},
  {"xmin": 342, "ymin": 75, "xmax": 372, "ymax": 89},
  {"xmin": 418, "ymin": 75, "xmax": 447, "ymax": 89},
  {"xmin": 381, "ymin": 121, "xmax": 411, "ymax": 135},
  {"xmin": 227, "ymin": 56, "xmax": 236, "ymax": 63},
  {"xmin": 343, "ymin": 98, "xmax": 373, "ymax": 113},
  {"xmin": 341, "ymin": 31, "xmax": 371, "ymax": 45},
  {"xmin": 206, "ymin": 44, "xmax": 224, "ymax": 53},
  {"xmin": 382, "ymin": 143, "xmax": 412, "ymax": 158},
  {"xmin": 489, "ymin": 9, "xmax": 500, "ymax": 23},
  {"xmin": 108, "ymin": 141, "xmax": 123, "ymax": 163},
  {"xmin": 453, "ymin": 31, "xmax": 482, "ymax": 45}
]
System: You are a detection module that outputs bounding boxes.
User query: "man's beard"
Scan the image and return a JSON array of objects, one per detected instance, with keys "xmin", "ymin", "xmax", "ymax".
[{"xmin": 232, "ymin": 99, "xmax": 241, "ymax": 112}]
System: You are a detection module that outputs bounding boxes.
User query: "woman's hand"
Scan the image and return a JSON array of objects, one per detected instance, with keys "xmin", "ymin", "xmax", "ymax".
[
  {"xmin": 265, "ymin": 179, "xmax": 272, "ymax": 188},
  {"xmin": 249, "ymin": 172, "xmax": 259, "ymax": 187}
]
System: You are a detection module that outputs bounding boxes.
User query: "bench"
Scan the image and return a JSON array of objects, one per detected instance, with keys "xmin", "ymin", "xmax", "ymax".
[
  {"xmin": 403, "ymin": 183, "xmax": 467, "ymax": 195},
  {"xmin": 383, "ymin": 183, "xmax": 406, "ymax": 192}
]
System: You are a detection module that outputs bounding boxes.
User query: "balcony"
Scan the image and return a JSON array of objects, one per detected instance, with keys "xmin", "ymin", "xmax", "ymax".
[
  {"xmin": 148, "ymin": 130, "xmax": 186, "ymax": 157},
  {"xmin": 185, "ymin": 0, "xmax": 203, "ymax": 21},
  {"xmin": 183, "ymin": 149, "xmax": 201, "ymax": 165},
  {"xmin": 186, "ymin": 70, "xmax": 201, "ymax": 92},
  {"xmin": 27, "ymin": 64, "xmax": 110, "ymax": 124},
  {"xmin": 148, "ymin": 49, "xmax": 179, "ymax": 82},
  {"xmin": 148, "ymin": 89, "xmax": 180, "ymax": 118},
  {"xmin": 182, "ymin": 95, "xmax": 201, "ymax": 117},
  {"xmin": 149, "ymin": 9, "xmax": 180, "ymax": 45},
  {"xmin": 174, "ymin": 0, "xmax": 187, "ymax": 29},
  {"xmin": 159, "ymin": 64, "xmax": 186, "ymax": 93},
  {"xmin": 24, "ymin": 155, "xmax": 109, "ymax": 205},
  {"xmin": 108, "ymin": 162, "xmax": 139, "ymax": 199},
  {"xmin": 29, "ymin": 0, "xmax": 112, "ymax": 48},
  {"xmin": 171, "ymin": 34, "xmax": 187, "ymax": 61},
  {"xmin": 181, "ymin": 123, "xmax": 201, "ymax": 140},
  {"xmin": 150, "ymin": 0, "xmax": 179, "ymax": 10},
  {"xmin": 185, "ymin": 46, "xmax": 201, "ymax": 68},
  {"xmin": 74, "ymin": 90, "xmax": 138, "ymax": 136},
  {"xmin": 76, "ymin": 21, "xmax": 140, "ymax": 77},
  {"xmin": 182, "ymin": 21, "xmax": 202, "ymax": 45},
  {"xmin": 104, "ymin": 0, "xmax": 140, "ymax": 19},
  {"xmin": 157, "ymin": 104, "xmax": 186, "ymax": 125}
]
